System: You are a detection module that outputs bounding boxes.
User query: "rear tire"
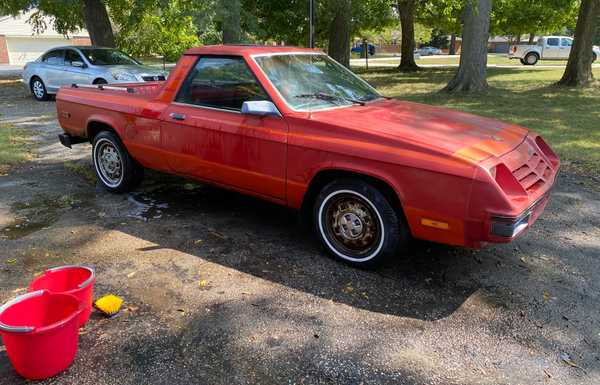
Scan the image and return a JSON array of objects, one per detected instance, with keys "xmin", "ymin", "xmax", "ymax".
[
  {"xmin": 524, "ymin": 52, "xmax": 538, "ymax": 65},
  {"xmin": 93, "ymin": 78, "xmax": 108, "ymax": 85},
  {"xmin": 313, "ymin": 179, "xmax": 408, "ymax": 268},
  {"xmin": 92, "ymin": 131, "xmax": 143, "ymax": 193},
  {"xmin": 30, "ymin": 77, "xmax": 49, "ymax": 101}
]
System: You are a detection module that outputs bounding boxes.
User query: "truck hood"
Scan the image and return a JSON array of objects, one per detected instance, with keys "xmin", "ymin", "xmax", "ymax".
[{"xmin": 311, "ymin": 99, "xmax": 528, "ymax": 162}]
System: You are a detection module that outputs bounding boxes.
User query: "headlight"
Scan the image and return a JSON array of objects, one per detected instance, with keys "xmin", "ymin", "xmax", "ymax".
[{"xmin": 112, "ymin": 72, "xmax": 138, "ymax": 81}]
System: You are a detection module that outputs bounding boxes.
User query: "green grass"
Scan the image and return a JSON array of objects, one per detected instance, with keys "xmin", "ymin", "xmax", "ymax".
[
  {"xmin": 363, "ymin": 54, "xmax": 571, "ymax": 67},
  {"xmin": 358, "ymin": 67, "xmax": 600, "ymax": 174},
  {"xmin": 0, "ymin": 123, "xmax": 33, "ymax": 174}
]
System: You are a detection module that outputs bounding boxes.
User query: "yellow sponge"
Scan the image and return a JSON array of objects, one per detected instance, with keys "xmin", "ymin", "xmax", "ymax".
[{"xmin": 94, "ymin": 294, "xmax": 124, "ymax": 317}]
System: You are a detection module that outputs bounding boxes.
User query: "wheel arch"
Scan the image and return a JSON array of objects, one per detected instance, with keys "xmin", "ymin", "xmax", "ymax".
[
  {"xmin": 86, "ymin": 120, "xmax": 122, "ymax": 143},
  {"xmin": 299, "ymin": 168, "xmax": 407, "ymax": 227},
  {"xmin": 524, "ymin": 51, "xmax": 540, "ymax": 60}
]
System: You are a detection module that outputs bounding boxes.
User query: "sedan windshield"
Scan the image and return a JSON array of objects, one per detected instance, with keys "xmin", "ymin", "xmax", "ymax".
[
  {"xmin": 79, "ymin": 48, "xmax": 140, "ymax": 66},
  {"xmin": 255, "ymin": 54, "xmax": 381, "ymax": 111}
]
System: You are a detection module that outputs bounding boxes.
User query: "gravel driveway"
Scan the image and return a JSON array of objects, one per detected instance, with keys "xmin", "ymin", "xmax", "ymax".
[{"xmin": 0, "ymin": 78, "xmax": 599, "ymax": 385}]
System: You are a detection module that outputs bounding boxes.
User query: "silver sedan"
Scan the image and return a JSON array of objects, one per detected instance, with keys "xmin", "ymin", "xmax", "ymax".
[{"xmin": 22, "ymin": 46, "xmax": 168, "ymax": 101}]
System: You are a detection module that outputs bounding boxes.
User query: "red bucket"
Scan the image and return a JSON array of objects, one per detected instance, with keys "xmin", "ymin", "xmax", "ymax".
[
  {"xmin": 29, "ymin": 266, "xmax": 95, "ymax": 327},
  {"xmin": 0, "ymin": 290, "xmax": 82, "ymax": 380}
]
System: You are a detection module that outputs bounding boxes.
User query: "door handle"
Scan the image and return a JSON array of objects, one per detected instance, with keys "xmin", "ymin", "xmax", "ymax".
[{"xmin": 169, "ymin": 112, "xmax": 186, "ymax": 121}]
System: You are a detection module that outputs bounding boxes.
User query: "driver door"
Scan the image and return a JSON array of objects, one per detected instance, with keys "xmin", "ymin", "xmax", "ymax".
[{"xmin": 160, "ymin": 56, "xmax": 288, "ymax": 201}]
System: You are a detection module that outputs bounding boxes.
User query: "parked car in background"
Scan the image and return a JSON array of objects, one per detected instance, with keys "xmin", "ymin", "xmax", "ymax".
[
  {"xmin": 56, "ymin": 45, "xmax": 559, "ymax": 268},
  {"xmin": 509, "ymin": 36, "xmax": 600, "ymax": 65},
  {"xmin": 23, "ymin": 46, "xmax": 168, "ymax": 101},
  {"xmin": 416, "ymin": 46, "xmax": 443, "ymax": 56},
  {"xmin": 351, "ymin": 43, "xmax": 376, "ymax": 56}
]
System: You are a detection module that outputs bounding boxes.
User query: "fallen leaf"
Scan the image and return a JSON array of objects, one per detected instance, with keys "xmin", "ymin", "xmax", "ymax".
[
  {"xmin": 11, "ymin": 287, "xmax": 26, "ymax": 294},
  {"xmin": 560, "ymin": 352, "xmax": 585, "ymax": 372},
  {"xmin": 6, "ymin": 258, "xmax": 16, "ymax": 264},
  {"xmin": 199, "ymin": 280, "xmax": 209, "ymax": 288},
  {"xmin": 241, "ymin": 291, "xmax": 251, "ymax": 295},
  {"xmin": 127, "ymin": 272, "xmax": 136, "ymax": 278},
  {"xmin": 194, "ymin": 239, "xmax": 203, "ymax": 245},
  {"xmin": 543, "ymin": 292, "xmax": 554, "ymax": 301}
]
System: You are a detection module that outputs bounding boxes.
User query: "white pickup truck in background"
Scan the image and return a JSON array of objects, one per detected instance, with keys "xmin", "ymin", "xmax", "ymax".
[{"xmin": 509, "ymin": 36, "xmax": 600, "ymax": 65}]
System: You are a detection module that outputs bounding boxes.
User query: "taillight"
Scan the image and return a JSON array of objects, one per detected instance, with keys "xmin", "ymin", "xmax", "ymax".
[
  {"xmin": 512, "ymin": 46, "xmax": 517, "ymax": 53},
  {"xmin": 535, "ymin": 136, "xmax": 559, "ymax": 168}
]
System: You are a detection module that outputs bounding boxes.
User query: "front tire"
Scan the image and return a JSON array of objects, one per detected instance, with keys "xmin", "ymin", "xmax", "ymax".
[
  {"xmin": 92, "ymin": 131, "xmax": 143, "ymax": 193},
  {"xmin": 30, "ymin": 77, "xmax": 49, "ymax": 101},
  {"xmin": 313, "ymin": 179, "xmax": 408, "ymax": 268}
]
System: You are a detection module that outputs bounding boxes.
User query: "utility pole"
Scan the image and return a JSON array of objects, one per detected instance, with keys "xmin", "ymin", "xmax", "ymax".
[{"xmin": 308, "ymin": 0, "xmax": 315, "ymax": 48}]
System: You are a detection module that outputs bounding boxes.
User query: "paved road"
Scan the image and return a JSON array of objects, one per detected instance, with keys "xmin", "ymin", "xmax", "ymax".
[{"xmin": 0, "ymin": 78, "xmax": 599, "ymax": 385}]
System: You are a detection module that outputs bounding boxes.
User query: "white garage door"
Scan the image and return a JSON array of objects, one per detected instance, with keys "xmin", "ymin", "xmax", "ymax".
[{"xmin": 6, "ymin": 37, "xmax": 71, "ymax": 64}]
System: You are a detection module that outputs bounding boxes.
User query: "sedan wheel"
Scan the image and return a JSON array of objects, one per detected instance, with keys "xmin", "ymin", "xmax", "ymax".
[
  {"xmin": 30, "ymin": 78, "xmax": 49, "ymax": 101},
  {"xmin": 314, "ymin": 179, "xmax": 408, "ymax": 268}
]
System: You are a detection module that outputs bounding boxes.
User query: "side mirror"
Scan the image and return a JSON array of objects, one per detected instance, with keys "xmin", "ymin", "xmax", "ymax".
[
  {"xmin": 241, "ymin": 101, "xmax": 280, "ymax": 117},
  {"xmin": 72, "ymin": 61, "xmax": 85, "ymax": 68}
]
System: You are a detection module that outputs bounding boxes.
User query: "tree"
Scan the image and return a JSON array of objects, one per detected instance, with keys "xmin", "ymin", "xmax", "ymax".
[
  {"xmin": 492, "ymin": 0, "xmax": 578, "ymax": 40},
  {"xmin": 325, "ymin": 0, "xmax": 352, "ymax": 67},
  {"xmin": 443, "ymin": 0, "xmax": 493, "ymax": 92},
  {"xmin": 221, "ymin": 0, "xmax": 242, "ymax": 43},
  {"xmin": 396, "ymin": 0, "xmax": 418, "ymax": 70},
  {"xmin": 557, "ymin": 0, "xmax": 600, "ymax": 87},
  {"xmin": 0, "ymin": 0, "xmax": 115, "ymax": 47},
  {"xmin": 110, "ymin": 0, "xmax": 200, "ymax": 61}
]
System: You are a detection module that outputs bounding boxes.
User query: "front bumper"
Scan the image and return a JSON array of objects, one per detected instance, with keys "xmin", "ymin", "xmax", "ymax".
[{"xmin": 489, "ymin": 193, "xmax": 550, "ymax": 239}]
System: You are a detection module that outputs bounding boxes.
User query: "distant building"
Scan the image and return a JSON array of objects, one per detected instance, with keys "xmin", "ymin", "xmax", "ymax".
[{"xmin": 0, "ymin": 11, "xmax": 90, "ymax": 65}]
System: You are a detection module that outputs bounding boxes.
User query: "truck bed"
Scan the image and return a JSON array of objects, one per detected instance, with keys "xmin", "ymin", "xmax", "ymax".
[{"xmin": 56, "ymin": 81, "xmax": 167, "ymax": 139}]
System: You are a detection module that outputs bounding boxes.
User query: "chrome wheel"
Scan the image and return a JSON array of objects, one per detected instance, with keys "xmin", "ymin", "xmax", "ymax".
[
  {"xmin": 31, "ymin": 79, "xmax": 45, "ymax": 99},
  {"xmin": 318, "ymin": 190, "xmax": 384, "ymax": 262},
  {"xmin": 94, "ymin": 138, "xmax": 123, "ymax": 188}
]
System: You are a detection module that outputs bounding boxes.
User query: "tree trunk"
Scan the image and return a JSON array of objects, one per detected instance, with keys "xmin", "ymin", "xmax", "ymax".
[
  {"xmin": 556, "ymin": 0, "xmax": 600, "ymax": 87},
  {"xmin": 328, "ymin": 0, "xmax": 352, "ymax": 68},
  {"xmin": 82, "ymin": 0, "xmax": 115, "ymax": 47},
  {"xmin": 443, "ymin": 0, "xmax": 492, "ymax": 92},
  {"xmin": 449, "ymin": 34, "xmax": 457, "ymax": 55},
  {"xmin": 397, "ymin": 0, "xmax": 418, "ymax": 71},
  {"xmin": 222, "ymin": 0, "xmax": 242, "ymax": 44},
  {"xmin": 515, "ymin": 33, "xmax": 521, "ymax": 45},
  {"xmin": 528, "ymin": 33, "xmax": 535, "ymax": 44}
]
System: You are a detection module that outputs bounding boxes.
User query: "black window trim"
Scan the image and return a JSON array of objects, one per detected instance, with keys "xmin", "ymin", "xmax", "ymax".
[{"xmin": 173, "ymin": 54, "xmax": 276, "ymax": 115}]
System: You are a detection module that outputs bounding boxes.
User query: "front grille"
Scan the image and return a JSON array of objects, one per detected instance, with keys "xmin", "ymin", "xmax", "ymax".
[
  {"xmin": 142, "ymin": 75, "xmax": 165, "ymax": 82},
  {"xmin": 511, "ymin": 150, "xmax": 552, "ymax": 193}
]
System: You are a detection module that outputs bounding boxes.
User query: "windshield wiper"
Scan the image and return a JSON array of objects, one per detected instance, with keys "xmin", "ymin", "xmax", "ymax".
[{"xmin": 295, "ymin": 92, "xmax": 366, "ymax": 106}]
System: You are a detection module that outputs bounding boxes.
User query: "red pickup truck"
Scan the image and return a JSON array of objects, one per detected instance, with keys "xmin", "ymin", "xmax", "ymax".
[{"xmin": 56, "ymin": 45, "xmax": 559, "ymax": 267}]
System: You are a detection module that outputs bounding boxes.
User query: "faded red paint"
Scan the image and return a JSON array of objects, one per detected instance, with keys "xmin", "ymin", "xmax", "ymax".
[{"xmin": 56, "ymin": 45, "xmax": 559, "ymax": 248}]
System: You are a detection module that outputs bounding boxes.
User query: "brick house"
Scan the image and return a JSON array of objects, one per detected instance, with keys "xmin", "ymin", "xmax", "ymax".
[{"xmin": 0, "ymin": 11, "xmax": 90, "ymax": 65}]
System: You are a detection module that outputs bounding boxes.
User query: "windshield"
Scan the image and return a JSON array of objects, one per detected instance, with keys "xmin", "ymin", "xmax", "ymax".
[
  {"xmin": 79, "ymin": 48, "xmax": 141, "ymax": 66},
  {"xmin": 254, "ymin": 54, "xmax": 381, "ymax": 111}
]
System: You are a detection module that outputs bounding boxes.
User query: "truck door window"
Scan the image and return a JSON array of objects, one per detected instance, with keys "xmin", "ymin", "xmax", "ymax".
[
  {"xmin": 561, "ymin": 38, "xmax": 572, "ymax": 47},
  {"xmin": 175, "ymin": 56, "xmax": 270, "ymax": 112},
  {"xmin": 546, "ymin": 38, "xmax": 559, "ymax": 47}
]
